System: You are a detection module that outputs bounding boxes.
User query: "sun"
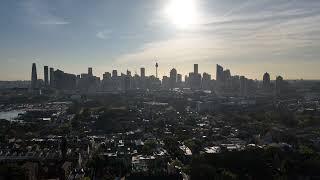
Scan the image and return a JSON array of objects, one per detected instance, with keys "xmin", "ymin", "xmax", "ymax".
[{"xmin": 165, "ymin": 0, "xmax": 198, "ymax": 29}]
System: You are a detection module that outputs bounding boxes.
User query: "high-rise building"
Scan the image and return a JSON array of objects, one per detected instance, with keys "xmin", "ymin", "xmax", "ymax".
[
  {"xmin": 177, "ymin": 74, "xmax": 182, "ymax": 84},
  {"xmin": 44, "ymin": 66, "xmax": 49, "ymax": 87},
  {"xmin": 216, "ymin": 64, "xmax": 224, "ymax": 82},
  {"xmin": 127, "ymin": 70, "xmax": 131, "ymax": 76},
  {"xmin": 240, "ymin": 76, "xmax": 247, "ymax": 97},
  {"xmin": 263, "ymin": 72, "xmax": 271, "ymax": 90},
  {"xmin": 88, "ymin": 67, "xmax": 93, "ymax": 76},
  {"xmin": 103, "ymin": 72, "xmax": 111, "ymax": 80},
  {"xmin": 162, "ymin": 76, "xmax": 170, "ymax": 89},
  {"xmin": 194, "ymin": 64, "xmax": 198, "ymax": 74},
  {"xmin": 224, "ymin": 69, "xmax": 231, "ymax": 80},
  {"xmin": 112, "ymin": 70, "xmax": 118, "ymax": 78},
  {"xmin": 124, "ymin": 75, "xmax": 131, "ymax": 91},
  {"xmin": 169, "ymin": 68, "xmax": 177, "ymax": 89},
  {"xmin": 31, "ymin": 63, "xmax": 38, "ymax": 89},
  {"xmin": 202, "ymin": 72, "xmax": 211, "ymax": 90},
  {"xmin": 50, "ymin": 67, "xmax": 54, "ymax": 87},
  {"xmin": 53, "ymin": 69, "xmax": 77, "ymax": 90},
  {"xmin": 185, "ymin": 75, "xmax": 189, "ymax": 85},
  {"xmin": 140, "ymin": 67, "xmax": 145, "ymax": 78},
  {"xmin": 275, "ymin": 76, "xmax": 284, "ymax": 95}
]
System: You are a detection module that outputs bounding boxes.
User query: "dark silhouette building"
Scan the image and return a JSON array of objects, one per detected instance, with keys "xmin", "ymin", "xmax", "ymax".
[
  {"xmin": 53, "ymin": 69, "xmax": 76, "ymax": 90},
  {"xmin": 240, "ymin": 76, "xmax": 247, "ymax": 97},
  {"xmin": 216, "ymin": 64, "xmax": 224, "ymax": 82},
  {"xmin": 50, "ymin": 67, "xmax": 54, "ymax": 87},
  {"xmin": 275, "ymin": 76, "xmax": 284, "ymax": 95},
  {"xmin": 263, "ymin": 72, "xmax": 271, "ymax": 90},
  {"xmin": 31, "ymin": 63, "xmax": 38, "ymax": 89},
  {"xmin": 169, "ymin": 68, "xmax": 177, "ymax": 89},
  {"xmin": 103, "ymin": 72, "xmax": 111, "ymax": 80},
  {"xmin": 88, "ymin": 67, "xmax": 93, "ymax": 76},
  {"xmin": 177, "ymin": 74, "xmax": 182, "ymax": 84},
  {"xmin": 112, "ymin": 70, "xmax": 118, "ymax": 78},
  {"xmin": 140, "ymin": 67, "xmax": 145, "ymax": 78},
  {"xmin": 202, "ymin": 72, "xmax": 211, "ymax": 90},
  {"xmin": 44, "ymin": 66, "xmax": 49, "ymax": 87},
  {"xmin": 194, "ymin": 64, "xmax": 198, "ymax": 75}
]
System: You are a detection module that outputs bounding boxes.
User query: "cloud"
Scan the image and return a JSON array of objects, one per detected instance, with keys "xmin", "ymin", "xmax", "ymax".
[
  {"xmin": 96, "ymin": 30, "xmax": 112, "ymax": 39},
  {"xmin": 113, "ymin": 0, "xmax": 320, "ymax": 78},
  {"xmin": 21, "ymin": 0, "xmax": 70, "ymax": 26},
  {"xmin": 39, "ymin": 20, "xmax": 70, "ymax": 25}
]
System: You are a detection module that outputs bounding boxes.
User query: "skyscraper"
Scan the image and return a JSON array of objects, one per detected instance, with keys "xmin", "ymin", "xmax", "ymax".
[
  {"xmin": 216, "ymin": 64, "xmax": 223, "ymax": 82},
  {"xmin": 263, "ymin": 72, "xmax": 271, "ymax": 90},
  {"xmin": 103, "ymin": 72, "xmax": 111, "ymax": 80},
  {"xmin": 140, "ymin": 67, "xmax": 145, "ymax": 78},
  {"xmin": 53, "ymin": 69, "xmax": 76, "ymax": 90},
  {"xmin": 275, "ymin": 76, "xmax": 284, "ymax": 95},
  {"xmin": 31, "ymin": 63, "xmax": 38, "ymax": 89},
  {"xmin": 50, "ymin": 68, "xmax": 54, "ymax": 87},
  {"xmin": 44, "ymin": 66, "xmax": 49, "ymax": 87},
  {"xmin": 189, "ymin": 64, "xmax": 202, "ymax": 90},
  {"xmin": 169, "ymin": 68, "xmax": 177, "ymax": 89},
  {"xmin": 177, "ymin": 74, "xmax": 182, "ymax": 84},
  {"xmin": 88, "ymin": 67, "xmax": 93, "ymax": 76},
  {"xmin": 240, "ymin": 76, "xmax": 247, "ymax": 97},
  {"xmin": 202, "ymin": 72, "xmax": 211, "ymax": 90},
  {"xmin": 112, "ymin": 70, "xmax": 118, "ymax": 77},
  {"xmin": 127, "ymin": 70, "xmax": 131, "ymax": 76},
  {"xmin": 194, "ymin": 64, "xmax": 198, "ymax": 74}
]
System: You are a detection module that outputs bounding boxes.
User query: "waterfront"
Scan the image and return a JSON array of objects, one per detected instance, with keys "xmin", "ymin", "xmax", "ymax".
[{"xmin": 0, "ymin": 110, "xmax": 25, "ymax": 121}]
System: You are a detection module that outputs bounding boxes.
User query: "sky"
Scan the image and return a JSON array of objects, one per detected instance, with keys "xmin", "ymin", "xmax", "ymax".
[{"xmin": 1, "ymin": 0, "xmax": 320, "ymax": 80}]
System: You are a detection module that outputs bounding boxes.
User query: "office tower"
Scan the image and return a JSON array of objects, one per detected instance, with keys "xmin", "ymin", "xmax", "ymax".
[
  {"xmin": 127, "ymin": 70, "xmax": 131, "ymax": 76},
  {"xmin": 224, "ymin": 69, "xmax": 231, "ymax": 80},
  {"xmin": 194, "ymin": 64, "xmax": 198, "ymax": 74},
  {"xmin": 44, "ymin": 66, "xmax": 49, "ymax": 87},
  {"xmin": 275, "ymin": 76, "xmax": 283, "ymax": 95},
  {"xmin": 216, "ymin": 64, "xmax": 224, "ymax": 82},
  {"xmin": 169, "ymin": 68, "xmax": 177, "ymax": 89},
  {"xmin": 155, "ymin": 63, "xmax": 159, "ymax": 78},
  {"xmin": 103, "ymin": 72, "xmax": 111, "ymax": 80},
  {"xmin": 240, "ymin": 76, "xmax": 247, "ymax": 97},
  {"xmin": 50, "ymin": 68, "xmax": 54, "ymax": 87},
  {"xmin": 88, "ymin": 67, "xmax": 93, "ymax": 76},
  {"xmin": 124, "ymin": 75, "xmax": 131, "ymax": 91},
  {"xmin": 162, "ymin": 76, "xmax": 170, "ymax": 89},
  {"xmin": 140, "ymin": 67, "xmax": 145, "ymax": 78},
  {"xmin": 31, "ymin": 63, "xmax": 38, "ymax": 89},
  {"xmin": 53, "ymin": 69, "xmax": 77, "ymax": 90},
  {"xmin": 112, "ymin": 70, "xmax": 118, "ymax": 77},
  {"xmin": 177, "ymin": 74, "xmax": 182, "ymax": 84},
  {"xmin": 185, "ymin": 75, "xmax": 189, "ymax": 86},
  {"xmin": 223, "ymin": 69, "xmax": 231, "ymax": 87},
  {"xmin": 202, "ymin": 72, "xmax": 211, "ymax": 90},
  {"xmin": 263, "ymin": 72, "xmax": 271, "ymax": 90}
]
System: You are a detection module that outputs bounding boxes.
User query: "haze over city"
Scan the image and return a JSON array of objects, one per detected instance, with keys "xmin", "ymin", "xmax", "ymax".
[
  {"xmin": 2, "ymin": 1, "xmax": 320, "ymax": 179},
  {"xmin": 1, "ymin": 0, "xmax": 320, "ymax": 80}
]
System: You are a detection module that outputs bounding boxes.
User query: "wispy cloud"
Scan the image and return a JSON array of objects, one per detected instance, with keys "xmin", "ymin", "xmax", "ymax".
[
  {"xmin": 114, "ymin": 0, "xmax": 320, "ymax": 78},
  {"xmin": 21, "ymin": 0, "xmax": 70, "ymax": 26},
  {"xmin": 39, "ymin": 20, "xmax": 70, "ymax": 25},
  {"xmin": 96, "ymin": 30, "xmax": 112, "ymax": 39}
]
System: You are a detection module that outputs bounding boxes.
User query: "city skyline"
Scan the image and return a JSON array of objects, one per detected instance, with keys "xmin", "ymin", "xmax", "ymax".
[
  {"xmin": 28, "ymin": 62, "xmax": 289, "ymax": 83},
  {"xmin": 1, "ymin": 0, "xmax": 320, "ymax": 80}
]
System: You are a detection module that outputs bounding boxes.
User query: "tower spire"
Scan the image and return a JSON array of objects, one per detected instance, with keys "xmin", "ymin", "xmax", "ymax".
[{"xmin": 155, "ymin": 62, "xmax": 158, "ymax": 78}]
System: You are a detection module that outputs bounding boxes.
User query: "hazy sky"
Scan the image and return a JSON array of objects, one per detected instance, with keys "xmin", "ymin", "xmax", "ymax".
[{"xmin": 1, "ymin": 0, "xmax": 320, "ymax": 80}]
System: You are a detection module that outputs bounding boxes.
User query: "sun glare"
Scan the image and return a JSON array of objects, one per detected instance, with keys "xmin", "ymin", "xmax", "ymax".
[{"xmin": 165, "ymin": 0, "xmax": 198, "ymax": 29}]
